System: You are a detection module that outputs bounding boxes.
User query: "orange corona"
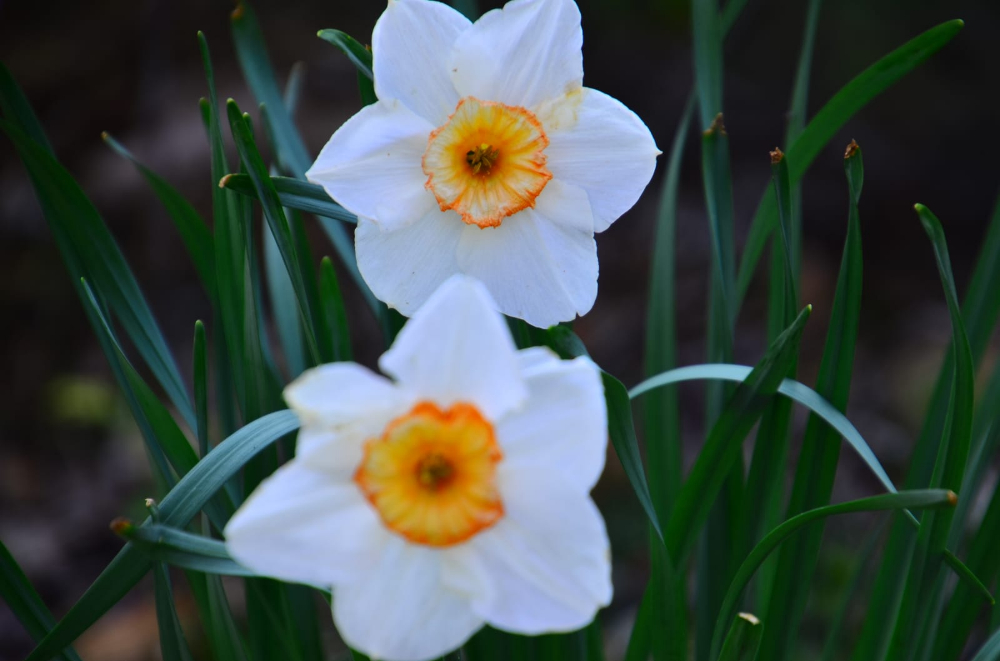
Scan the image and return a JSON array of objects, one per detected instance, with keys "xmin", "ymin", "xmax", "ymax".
[
  {"xmin": 422, "ymin": 97, "xmax": 552, "ymax": 228},
  {"xmin": 354, "ymin": 401, "xmax": 504, "ymax": 547}
]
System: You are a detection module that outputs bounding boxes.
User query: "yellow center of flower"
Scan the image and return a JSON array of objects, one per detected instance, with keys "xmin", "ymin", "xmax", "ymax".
[
  {"xmin": 354, "ymin": 401, "xmax": 504, "ymax": 547},
  {"xmin": 422, "ymin": 97, "xmax": 552, "ymax": 228}
]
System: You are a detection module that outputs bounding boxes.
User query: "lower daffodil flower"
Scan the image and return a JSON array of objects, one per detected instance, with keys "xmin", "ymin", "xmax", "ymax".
[
  {"xmin": 225, "ymin": 275, "xmax": 612, "ymax": 661},
  {"xmin": 306, "ymin": 0, "xmax": 659, "ymax": 328}
]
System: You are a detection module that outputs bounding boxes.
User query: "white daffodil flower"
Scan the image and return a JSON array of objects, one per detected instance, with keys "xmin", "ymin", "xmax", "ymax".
[
  {"xmin": 306, "ymin": 0, "xmax": 659, "ymax": 328},
  {"xmin": 225, "ymin": 275, "xmax": 612, "ymax": 661}
]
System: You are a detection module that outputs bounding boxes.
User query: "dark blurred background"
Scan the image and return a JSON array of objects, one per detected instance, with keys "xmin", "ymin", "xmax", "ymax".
[{"xmin": 2, "ymin": 0, "xmax": 998, "ymax": 658}]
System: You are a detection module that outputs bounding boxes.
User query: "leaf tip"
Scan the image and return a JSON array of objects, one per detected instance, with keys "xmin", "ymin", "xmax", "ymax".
[
  {"xmin": 703, "ymin": 112, "xmax": 727, "ymax": 137},
  {"xmin": 231, "ymin": 2, "xmax": 245, "ymax": 21},
  {"xmin": 218, "ymin": 173, "xmax": 234, "ymax": 189},
  {"xmin": 110, "ymin": 517, "xmax": 134, "ymax": 536},
  {"xmin": 946, "ymin": 490, "xmax": 958, "ymax": 506},
  {"xmin": 737, "ymin": 612, "xmax": 761, "ymax": 626},
  {"xmin": 769, "ymin": 147, "xmax": 784, "ymax": 164},
  {"xmin": 844, "ymin": 139, "xmax": 860, "ymax": 159}
]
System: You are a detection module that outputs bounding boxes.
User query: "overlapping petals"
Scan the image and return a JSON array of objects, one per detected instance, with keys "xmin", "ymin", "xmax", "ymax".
[
  {"xmin": 225, "ymin": 276, "xmax": 611, "ymax": 661},
  {"xmin": 306, "ymin": 0, "xmax": 659, "ymax": 328}
]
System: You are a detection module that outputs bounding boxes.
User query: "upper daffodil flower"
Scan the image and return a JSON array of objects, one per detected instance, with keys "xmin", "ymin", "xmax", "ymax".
[
  {"xmin": 306, "ymin": 0, "xmax": 659, "ymax": 328},
  {"xmin": 224, "ymin": 275, "xmax": 612, "ymax": 661}
]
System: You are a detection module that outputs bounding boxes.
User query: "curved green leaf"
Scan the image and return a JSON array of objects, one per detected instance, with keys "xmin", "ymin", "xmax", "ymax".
[
  {"xmin": 710, "ymin": 489, "xmax": 957, "ymax": 660},
  {"xmin": 603, "ymin": 372, "xmax": 663, "ymax": 542},
  {"xmin": 664, "ymin": 306, "xmax": 811, "ymax": 565},
  {"xmin": 632, "ymin": 363, "xmax": 893, "ymax": 492},
  {"xmin": 24, "ymin": 411, "xmax": 299, "ymax": 661},
  {"xmin": 735, "ymin": 20, "xmax": 964, "ymax": 303},
  {"xmin": 316, "ymin": 29, "xmax": 373, "ymax": 79},
  {"xmin": 0, "ymin": 119, "xmax": 194, "ymax": 429}
]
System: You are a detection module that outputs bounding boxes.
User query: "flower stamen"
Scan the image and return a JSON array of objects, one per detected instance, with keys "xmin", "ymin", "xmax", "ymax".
[
  {"xmin": 416, "ymin": 452, "xmax": 456, "ymax": 489},
  {"xmin": 466, "ymin": 143, "xmax": 500, "ymax": 175}
]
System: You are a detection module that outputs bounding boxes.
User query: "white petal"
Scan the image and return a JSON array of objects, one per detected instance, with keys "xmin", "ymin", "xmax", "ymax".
[
  {"xmin": 515, "ymin": 345, "xmax": 561, "ymax": 373},
  {"xmin": 283, "ymin": 362, "xmax": 400, "ymax": 426},
  {"xmin": 463, "ymin": 468, "xmax": 612, "ymax": 633},
  {"xmin": 450, "ymin": 0, "xmax": 583, "ymax": 108},
  {"xmin": 497, "ymin": 355, "xmax": 607, "ymax": 492},
  {"xmin": 456, "ymin": 180, "xmax": 597, "ymax": 327},
  {"xmin": 379, "ymin": 275, "xmax": 526, "ymax": 421},
  {"xmin": 545, "ymin": 88, "xmax": 659, "ymax": 232},
  {"xmin": 284, "ymin": 363, "xmax": 411, "ymax": 474},
  {"xmin": 373, "ymin": 0, "xmax": 471, "ymax": 126},
  {"xmin": 355, "ymin": 211, "xmax": 465, "ymax": 318},
  {"xmin": 224, "ymin": 463, "xmax": 388, "ymax": 588},
  {"xmin": 306, "ymin": 100, "xmax": 436, "ymax": 229},
  {"xmin": 333, "ymin": 536, "xmax": 483, "ymax": 661}
]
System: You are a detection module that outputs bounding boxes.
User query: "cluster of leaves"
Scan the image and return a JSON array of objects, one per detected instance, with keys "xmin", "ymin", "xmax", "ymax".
[{"xmin": 1, "ymin": 0, "xmax": 999, "ymax": 660}]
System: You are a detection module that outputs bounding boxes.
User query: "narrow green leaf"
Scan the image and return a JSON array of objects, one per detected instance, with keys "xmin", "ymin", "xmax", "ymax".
[
  {"xmin": 230, "ymin": 2, "xmax": 309, "ymax": 176},
  {"xmin": 665, "ymin": 307, "xmax": 811, "ymax": 567},
  {"xmin": 114, "ymin": 520, "xmax": 256, "ymax": 578},
  {"xmin": 734, "ymin": 150, "xmax": 799, "ymax": 614},
  {"xmin": 644, "ymin": 97, "xmax": 693, "ymax": 517},
  {"xmin": 711, "ymin": 489, "xmax": 957, "ymax": 659},
  {"xmin": 602, "ymin": 371, "xmax": 663, "ymax": 542},
  {"xmin": 25, "ymin": 545, "xmax": 151, "ymax": 661},
  {"xmin": 24, "ymin": 411, "xmax": 298, "ymax": 661},
  {"xmin": 79, "ymin": 280, "xmax": 234, "ymax": 527},
  {"xmin": 264, "ymin": 194, "xmax": 307, "ymax": 379},
  {"xmin": 320, "ymin": 257, "xmax": 353, "ymax": 362},
  {"xmin": 227, "ymin": 98, "xmax": 323, "ymax": 365},
  {"xmin": 692, "ymin": 0, "xmax": 724, "ymax": 128},
  {"xmin": 152, "ymin": 562, "xmax": 196, "ymax": 661},
  {"xmin": 614, "ymin": 394, "xmax": 983, "ymax": 617},
  {"xmin": 187, "ymin": 572, "xmax": 249, "ymax": 661},
  {"xmin": 221, "ymin": 173, "xmax": 357, "ymax": 224},
  {"xmin": 198, "ymin": 32, "xmax": 247, "ymax": 432},
  {"xmin": 193, "ymin": 321, "xmax": 210, "ymax": 458},
  {"xmin": 818, "ymin": 523, "xmax": 884, "ymax": 661},
  {"xmin": 642, "ymin": 96, "xmax": 695, "ymax": 661},
  {"xmin": 935, "ymin": 421, "xmax": 1000, "ymax": 660},
  {"xmin": 0, "ymin": 119, "xmax": 194, "ymax": 430},
  {"xmin": 770, "ymin": 151, "xmax": 798, "ymax": 312},
  {"xmin": 316, "ymin": 30, "xmax": 373, "ymax": 80},
  {"xmin": 716, "ymin": 612, "xmax": 762, "ymax": 661},
  {"xmin": 970, "ymin": 628, "xmax": 1000, "ymax": 661},
  {"xmin": 852, "ymin": 181, "xmax": 996, "ymax": 661},
  {"xmin": 758, "ymin": 141, "xmax": 864, "ymax": 661},
  {"xmin": 102, "ymin": 132, "xmax": 216, "ymax": 296},
  {"xmin": 735, "ymin": 20, "xmax": 964, "ymax": 303},
  {"xmin": 785, "ymin": 0, "xmax": 824, "ymax": 146},
  {"xmin": 0, "ymin": 541, "xmax": 83, "ymax": 661},
  {"xmin": 697, "ymin": 112, "xmax": 739, "ymax": 661},
  {"xmin": 631, "ymin": 363, "xmax": 892, "ymax": 495},
  {"xmin": 231, "ymin": 0, "xmax": 359, "ymax": 297},
  {"xmin": 316, "ymin": 29, "xmax": 377, "ymax": 107},
  {"xmin": 0, "ymin": 63, "xmax": 54, "ymax": 152},
  {"xmin": 885, "ymin": 205, "xmax": 975, "ymax": 661}
]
